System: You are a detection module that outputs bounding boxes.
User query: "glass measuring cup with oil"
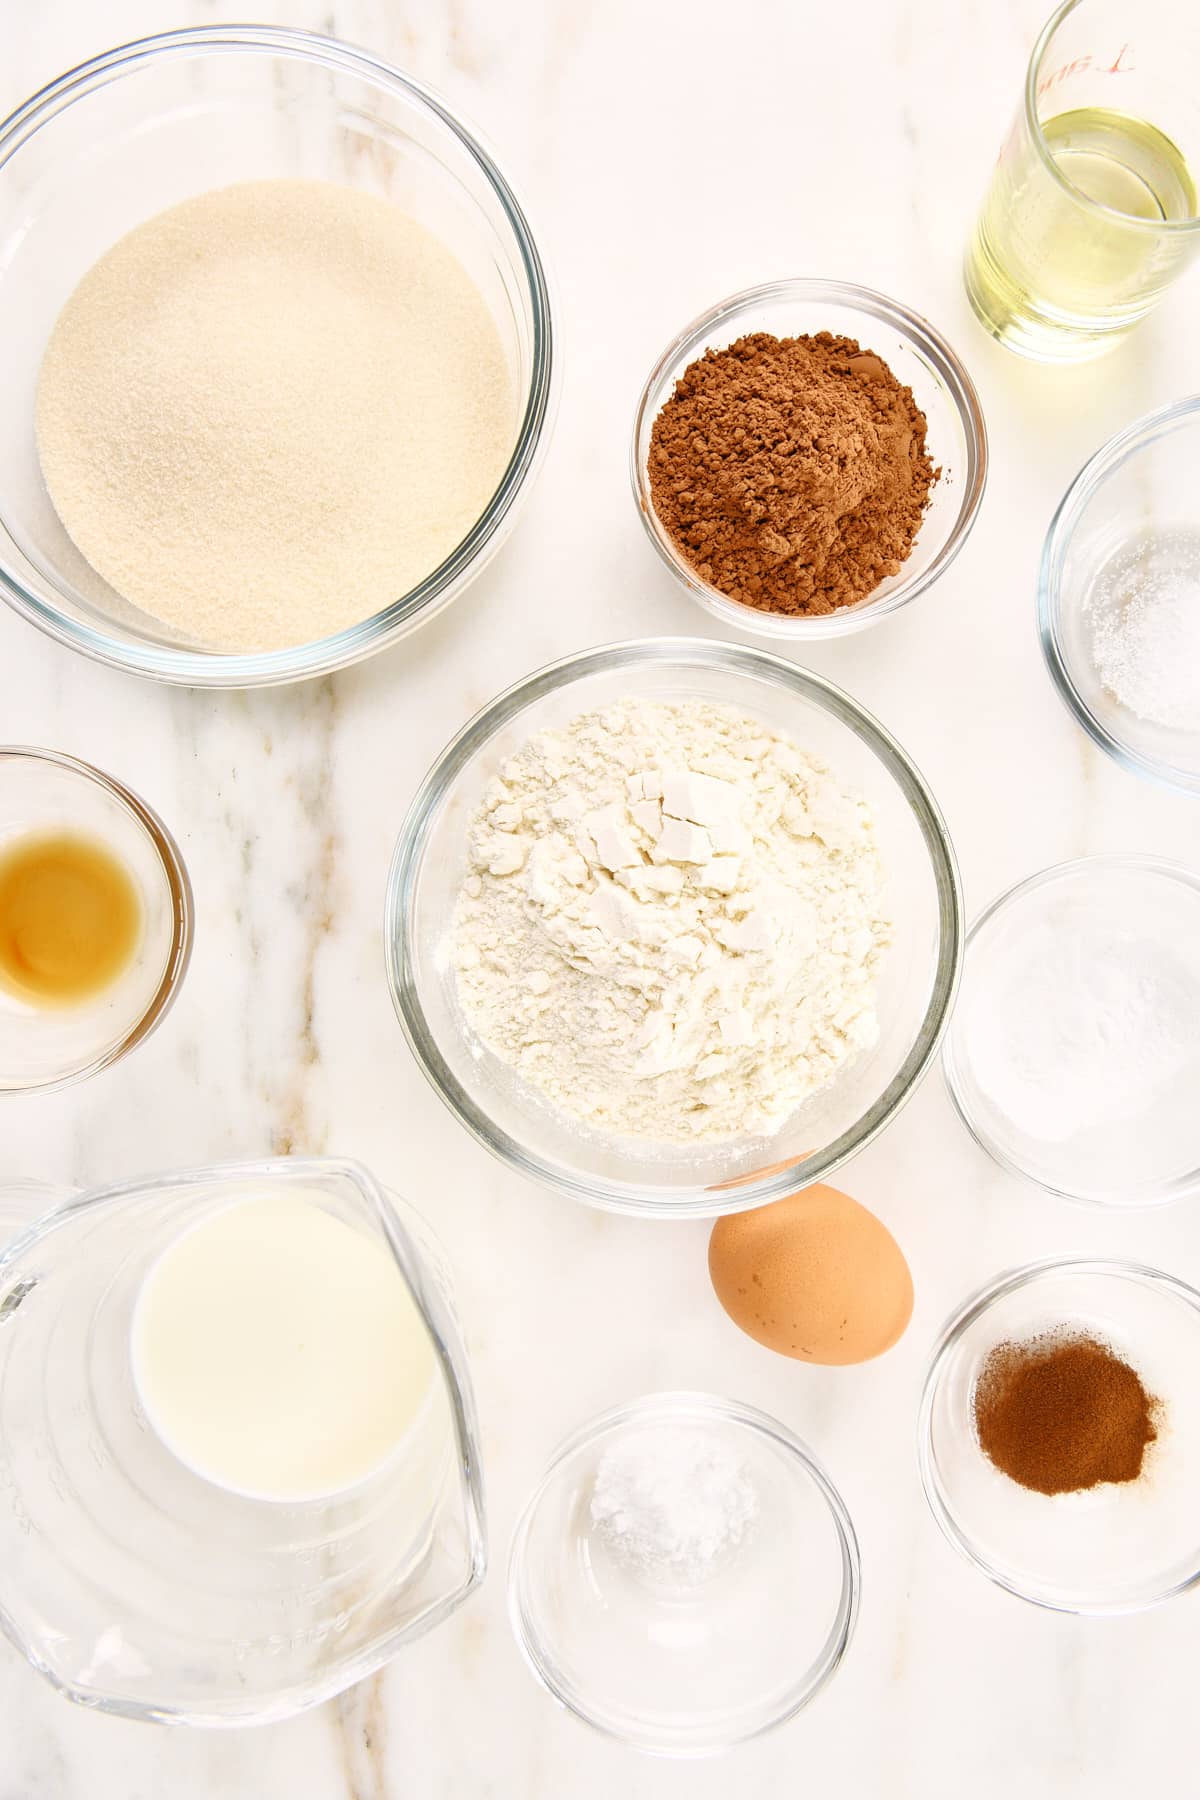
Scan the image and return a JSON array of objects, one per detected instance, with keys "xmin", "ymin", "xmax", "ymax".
[{"xmin": 966, "ymin": 0, "xmax": 1200, "ymax": 361}]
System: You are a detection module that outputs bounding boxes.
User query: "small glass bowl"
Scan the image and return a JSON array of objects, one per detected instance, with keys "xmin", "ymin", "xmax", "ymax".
[
  {"xmin": 631, "ymin": 279, "xmax": 987, "ymax": 641},
  {"xmin": 385, "ymin": 637, "xmax": 963, "ymax": 1218},
  {"xmin": 943, "ymin": 855, "xmax": 1200, "ymax": 1206},
  {"xmin": 1040, "ymin": 396, "xmax": 1200, "ymax": 795},
  {"xmin": 0, "ymin": 27, "xmax": 554, "ymax": 687},
  {"xmin": 919, "ymin": 1259, "xmax": 1200, "ymax": 1615},
  {"xmin": 0, "ymin": 748, "xmax": 192, "ymax": 1092},
  {"xmin": 508, "ymin": 1393, "xmax": 859, "ymax": 1756}
]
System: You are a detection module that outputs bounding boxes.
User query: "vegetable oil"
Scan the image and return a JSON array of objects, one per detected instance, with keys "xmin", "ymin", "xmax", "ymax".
[{"xmin": 966, "ymin": 108, "xmax": 1197, "ymax": 361}]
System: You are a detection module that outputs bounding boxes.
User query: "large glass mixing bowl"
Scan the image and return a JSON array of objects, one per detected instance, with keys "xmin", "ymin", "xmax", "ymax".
[
  {"xmin": 0, "ymin": 28, "xmax": 554, "ymax": 686},
  {"xmin": 385, "ymin": 638, "xmax": 963, "ymax": 1217}
]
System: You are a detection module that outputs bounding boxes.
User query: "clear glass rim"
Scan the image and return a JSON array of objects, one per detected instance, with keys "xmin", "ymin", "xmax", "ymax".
[
  {"xmin": 0, "ymin": 1153, "xmax": 487, "ymax": 1726},
  {"xmin": 384, "ymin": 635, "xmax": 964, "ymax": 1219},
  {"xmin": 917, "ymin": 1255, "xmax": 1200, "ymax": 1615},
  {"xmin": 943, "ymin": 851, "xmax": 1200, "ymax": 1205},
  {"xmin": 629, "ymin": 278, "xmax": 988, "ymax": 641},
  {"xmin": 507, "ymin": 1390, "xmax": 860, "ymax": 1756},
  {"xmin": 1023, "ymin": 0, "xmax": 1200, "ymax": 238},
  {"xmin": 0, "ymin": 745, "xmax": 193, "ymax": 1094},
  {"xmin": 0, "ymin": 24, "xmax": 556, "ymax": 689},
  {"xmin": 1038, "ymin": 393, "xmax": 1200, "ymax": 796}
]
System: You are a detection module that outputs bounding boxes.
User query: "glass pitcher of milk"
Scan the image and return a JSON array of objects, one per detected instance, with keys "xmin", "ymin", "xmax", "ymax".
[{"xmin": 0, "ymin": 1156, "xmax": 484, "ymax": 1724}]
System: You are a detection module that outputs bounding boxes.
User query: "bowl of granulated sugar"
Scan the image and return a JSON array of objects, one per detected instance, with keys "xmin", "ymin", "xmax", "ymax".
[{"xmin": 0, "ymin": 28, "xmax": 555, "ymax": 686}]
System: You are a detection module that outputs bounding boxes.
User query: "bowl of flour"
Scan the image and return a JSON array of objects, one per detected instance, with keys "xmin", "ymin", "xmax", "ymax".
[
  {"xmin": 386, "ymin": 637, "xmax": 963, "ymax": 1216},
  {"xmin": 0, "ymin": 28, "xmax": 554, "ymax": 685}
]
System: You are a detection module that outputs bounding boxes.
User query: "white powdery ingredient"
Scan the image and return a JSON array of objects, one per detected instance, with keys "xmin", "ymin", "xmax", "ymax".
[
  {"xmin": 36, "ymin": 179, "xmax": 514, "ymax": 654},
  {"xmin": 968, "ymin": 923, "xmax": 1200, "ymax": 1143},
  {"xmin": 1086, "ymin": 532, "xmax": 1200, "ymax": 730},
  {"xmin": 450, "ymin": 697, "xmax": 891, "ymax": 1143},
  {"xmin": 589, "ymin": 1428, "xmax": 758, "ymax": 1585}
]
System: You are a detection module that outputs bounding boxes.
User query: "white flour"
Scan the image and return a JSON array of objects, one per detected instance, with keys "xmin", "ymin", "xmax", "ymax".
[{"xmin": 449, "ymin": 698, "xmax": 890, "ymax": 1143}]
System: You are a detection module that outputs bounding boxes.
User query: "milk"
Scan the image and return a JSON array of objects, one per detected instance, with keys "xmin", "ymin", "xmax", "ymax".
[{"xmin": 132, "ymin": 1192, "xmax": 437, "ymax": 1502}]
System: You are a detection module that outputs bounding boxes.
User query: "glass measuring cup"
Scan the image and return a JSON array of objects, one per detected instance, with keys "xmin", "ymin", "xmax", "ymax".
[
  {"xmin": 0, "ymin": 1157, "xmax": 484, "ymax": 1725},
  {"xmin": 966, "ymin": 0, "xmax": 1200, "ymax": 361}
]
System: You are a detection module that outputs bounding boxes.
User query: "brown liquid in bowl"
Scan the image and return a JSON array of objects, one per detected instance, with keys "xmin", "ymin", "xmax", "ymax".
[{"xmin": 0, "ymin": 830, "xmax": 141, "ymax": 1006}]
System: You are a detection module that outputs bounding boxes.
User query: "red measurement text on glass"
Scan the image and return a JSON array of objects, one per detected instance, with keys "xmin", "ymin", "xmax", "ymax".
[{"xmin": 1037, "ymin": 43, "xmax": 1135, "ymax": 98}]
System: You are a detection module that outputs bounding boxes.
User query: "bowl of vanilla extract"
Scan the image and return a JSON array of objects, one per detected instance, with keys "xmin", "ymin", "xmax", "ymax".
[{"xmin": 0, "ymin": 748, "xmax": 192, "ymax": 1092}]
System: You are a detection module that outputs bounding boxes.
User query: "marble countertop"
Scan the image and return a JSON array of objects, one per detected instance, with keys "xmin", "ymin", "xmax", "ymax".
[{"xmin": 5, "ymin": 0, "xmax": 1200, "ymax": 1793}]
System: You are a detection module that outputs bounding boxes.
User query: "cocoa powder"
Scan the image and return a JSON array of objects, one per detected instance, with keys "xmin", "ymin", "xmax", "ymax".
[
  {"xmin": 973, "ymin": 1331, "xmax": 1159, "ymax": 1497},
  {"xmin": 648, "ymin": 331, "xmax": 937, "ymax": 617}
]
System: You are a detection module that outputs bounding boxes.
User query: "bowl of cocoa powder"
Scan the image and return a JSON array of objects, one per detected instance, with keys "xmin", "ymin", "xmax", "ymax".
[
  {"xmin": 919, "ymin": 1258, "xmax": 1200, "ymax": 1615},
  {"xmin": 632, "ymin": 280, "xmax": 986, "ymax": 638}
]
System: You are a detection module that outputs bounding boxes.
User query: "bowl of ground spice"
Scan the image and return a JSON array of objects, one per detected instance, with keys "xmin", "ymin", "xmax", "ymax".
[
  {"xmin": 0, "ymin": 28, "xmax": 554, "ymax": 686},
  {"xmin": 919, "ymin": 1259, "xmax": 1200, "ymax": 1614},
  {"xmin": 633, "ymin": 281, "xmax": 986, "ymax": 638}
]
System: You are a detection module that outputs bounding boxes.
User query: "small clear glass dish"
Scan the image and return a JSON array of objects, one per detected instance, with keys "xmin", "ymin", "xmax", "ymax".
[
  {"xmin": 631, "ymin": 279, "xmax": 987, "ymax": 641},
  {"xmin": 0, "ymin": 26, "xmax": 554, "ymax": 687},
  {"xmin": 0, "ymin": 748, "xmax": 192, "ymax": 1093},
  {"xmin": 919, "ymin": 1259, "xmax": 1200, "ymax": 1615},
  {"xmin": 943, "ymin": 855, "xmax": 1200, "ymax": 1206},
  {"xmin": 1040, "ymin": 396, "xmax": 1200, "ymax": 795},
  {"xmin": 508, "ymin": 1393, "xmax": 859, "ymax": 1756},
  {"xmin": 385, "ymin": 637, "xmax": 963, "ymax": 1218}
]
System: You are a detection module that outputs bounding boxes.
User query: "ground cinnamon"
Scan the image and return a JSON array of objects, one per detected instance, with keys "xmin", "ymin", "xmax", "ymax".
[
  {"xmin": 973, "ymin": 1331, "xmax": 1158, "ymax": 1496},
  {"xmin": 648, "ymin": 331, "xmax": 937, "ymax": 618}
]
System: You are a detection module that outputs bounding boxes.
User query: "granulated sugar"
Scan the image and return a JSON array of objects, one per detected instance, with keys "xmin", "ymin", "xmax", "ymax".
[{"xmin": 36, "ymin": 179, "xmax": 515, "ymax": 653}]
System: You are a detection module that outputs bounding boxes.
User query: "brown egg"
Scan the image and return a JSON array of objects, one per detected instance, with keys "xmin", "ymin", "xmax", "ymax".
[{"xmin": 708, "ymin": 1183, "xmax": 913, "ymax": 1365}]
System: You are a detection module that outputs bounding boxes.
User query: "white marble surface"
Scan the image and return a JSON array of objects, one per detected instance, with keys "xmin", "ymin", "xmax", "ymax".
[{"xmin": 4, "ymin": 0, "xmax": 1200, "ymax": 1792}]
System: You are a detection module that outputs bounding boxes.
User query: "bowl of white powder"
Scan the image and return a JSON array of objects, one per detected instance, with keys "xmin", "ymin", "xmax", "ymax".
[
  {"xmin": 386, "ymin": 638, "xmax": 963, "ymax": 1216},
  {"xmin": 944, "ymin": 855, "xmax": 1200, "ymax": 1204},
  {"xmin": 0, "ymin": 28, "xmax": 554, "ymax": 685},
  {"xmin": 1040, "ymin": 396, "xmax": 1200, "ymax": 795},
  {"xmin": 508, "ymin": 1392, "xmax": 860, "ymax": 1754}
]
